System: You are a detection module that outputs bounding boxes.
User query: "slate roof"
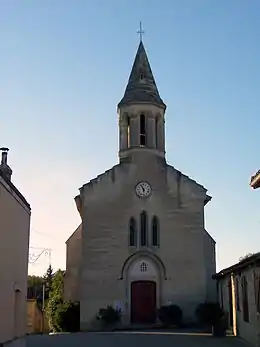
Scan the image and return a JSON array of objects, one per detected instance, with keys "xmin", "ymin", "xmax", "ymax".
[
  {"xmin": 118, "ymin": 41, "xmax": 166, "ymax": 109},
  {"xmin": 213, "ymin": 252, "xmax": 260, "ymax": 279}
]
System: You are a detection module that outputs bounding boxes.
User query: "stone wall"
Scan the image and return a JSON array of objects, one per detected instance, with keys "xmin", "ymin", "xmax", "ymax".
[{"xmin": 78, "ymin": 153, "xmax": 215, "ymax": 327}]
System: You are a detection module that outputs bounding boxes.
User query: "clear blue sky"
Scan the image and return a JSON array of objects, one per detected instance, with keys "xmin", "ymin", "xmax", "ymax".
[{"xmin": 0, "ymin": 0, "xmax": 259, "ymax": 275}]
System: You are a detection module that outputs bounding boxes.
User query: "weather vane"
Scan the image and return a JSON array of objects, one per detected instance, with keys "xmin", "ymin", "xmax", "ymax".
[{"xmin": 137, "ymin": 21, "xmax": 145, "ymax": 42}]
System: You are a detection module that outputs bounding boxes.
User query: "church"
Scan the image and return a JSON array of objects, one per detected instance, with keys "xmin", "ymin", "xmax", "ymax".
[{"xmin": 64, "ymin": 39, "xmax": 217, "ymax": 329}]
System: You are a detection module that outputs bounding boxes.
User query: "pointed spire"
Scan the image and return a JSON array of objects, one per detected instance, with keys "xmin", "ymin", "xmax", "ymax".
[{"xmin": 118, "ymin": 41, "xmax": 166, "ymax": 109}]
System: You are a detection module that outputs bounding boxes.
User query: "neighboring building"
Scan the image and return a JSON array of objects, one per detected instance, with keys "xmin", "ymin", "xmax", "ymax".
[
  {"xmin": 0, "ymin": 148, "xmax": 31, "ymax": 343},
  {"xmin": 64, "ymin": 40, "xmax": 216, "ymax": 329},
  {"xmin": 251, "ymin": 170, "xmax": 260, "ymax": 189},
  {"xmin": 27, "ymin": 299, "xmax": 48, "ymax": 334},
  {"xmin": 213, "ymin": 253, "xmax": 260, "ymax": 346},
  {"xmin": 64, "ymin": 224, "xmax": 82, "ymax": 301}
]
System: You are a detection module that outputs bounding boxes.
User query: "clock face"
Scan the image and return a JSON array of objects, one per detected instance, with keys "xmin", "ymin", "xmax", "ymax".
[{"xmin": 135, "ymin": 181, "xmax": 152, "ymax": 198}]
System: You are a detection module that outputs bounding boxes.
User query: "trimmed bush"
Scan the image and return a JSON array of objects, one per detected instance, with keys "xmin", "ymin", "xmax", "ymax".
[
  {"xmin": 157, "ymin": 304, "xmax": 182, "ymax": 326},
  {"xmin": 195, "ymin": 302, "xmax": 225, "ymax": 326},
  {"xmin": 96, "ymin": 305, "xmax": 121, "ymax": 326},
  {"xmin": 54, "ymin": 301, "xmax": 80, "ymax": 332}
]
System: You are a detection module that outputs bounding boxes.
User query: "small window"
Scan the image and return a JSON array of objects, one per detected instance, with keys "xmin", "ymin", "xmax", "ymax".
[
  {"xmin": 236, "ymin": 278, "xmax": 240, "ymax": 311},
  {"xmin": 241, "ymin": 275, "xmax": 249, "ymax": 322},
  {"xmin": 152, "ymin": 216, "xmax": 159, "ymax": 246},
  {"xmin": 140, "ymin": 71, "xmax": 144, "ymax": 80},
  {"xmin": 129, "ymin": 217, "xmax": 137, "ymax": 246},
  {"xmin": 140, "ymin": 114, "xmax": 146, "ymax": 146},
  {"xmin": 220, "ymin": 282, "xmax": 224, "ymax": 308},
  {"xmin": 140, "ymin": 211, "xmax": 147, "ymax": 246},
  {"xmin": 155, "ymin": 117, "xmax": 158, "ymax": 148},
  {"xmin": 127, "ymin": 116, "xmax": 130, "ymax": 148},
  {"xmin": 254, "ymin": 273, "xmax": 260, "ymax": 313}
]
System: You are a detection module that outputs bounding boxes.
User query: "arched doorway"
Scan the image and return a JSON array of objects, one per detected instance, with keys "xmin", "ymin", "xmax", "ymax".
[
  {"xmin": 120, "ymin": 252, "xmax": 166, "ymax": 324},
  {"xmin": 131, "ymin": 281, "xmax": 156, "ymax": 324}
]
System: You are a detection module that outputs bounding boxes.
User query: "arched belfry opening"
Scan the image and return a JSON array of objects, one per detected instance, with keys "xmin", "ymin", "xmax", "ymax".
[
  {"xmin": 117, "ymin": 41, "xmax": 166, "ymax": 162},
  {"xmin": 140, "ymin": 114, "xmax": 146, "ymax": 146}
]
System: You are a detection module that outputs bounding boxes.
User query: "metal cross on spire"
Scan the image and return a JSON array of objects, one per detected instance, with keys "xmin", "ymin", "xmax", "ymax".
[{"xmin": 137, "ymin": 21, "xmax": 145, "ymax": 42}]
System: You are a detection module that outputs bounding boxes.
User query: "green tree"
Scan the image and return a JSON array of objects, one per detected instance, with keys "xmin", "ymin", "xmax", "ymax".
[
  {"xmin": 50, "ymin": 270, "xmax": 64, "ymax": 298},
  {"xmin": 43, "ymin": 264, "xmax": 53, "ymax": 299},
  {"xmin": 27, "ymin": 275, "xmax": 44, "ymax": 299},
  {"xmin": 46, "ymin": 269, "xmax": 65, "ymax": 332}
]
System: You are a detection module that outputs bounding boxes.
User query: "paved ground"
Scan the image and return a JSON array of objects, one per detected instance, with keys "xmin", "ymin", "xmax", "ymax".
[{"xmin": 26, "ymin": 331, "xmax": 249, "ymax": 347}]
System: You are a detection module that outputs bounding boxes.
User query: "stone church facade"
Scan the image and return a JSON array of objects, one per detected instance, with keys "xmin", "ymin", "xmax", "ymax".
[{"xmin": 64, "ymin": 41, "xmax": 217, "ymax": 328}]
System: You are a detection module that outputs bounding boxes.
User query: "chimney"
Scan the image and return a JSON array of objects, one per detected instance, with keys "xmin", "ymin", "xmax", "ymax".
[
  {"xmin": 1, "ymin": 147, "xmax": 8, "ymax": 165},
  {"xmin": 0, "ymin": 147, "xmax": 13, "ymax": 181}
]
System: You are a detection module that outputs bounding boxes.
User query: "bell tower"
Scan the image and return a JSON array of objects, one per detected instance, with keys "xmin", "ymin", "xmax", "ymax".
[{"xmin": 117, "ymin": 36, "xmax": 166, "ymax": 162}]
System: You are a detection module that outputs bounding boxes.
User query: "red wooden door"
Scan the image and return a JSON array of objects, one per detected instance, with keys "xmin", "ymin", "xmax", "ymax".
[{"xmin": 131, "ymin": 281, "xmax": 156, "ymax": 324}]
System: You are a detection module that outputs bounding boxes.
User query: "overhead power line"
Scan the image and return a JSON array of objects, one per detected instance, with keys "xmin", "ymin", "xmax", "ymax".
[{"xmin": 29, "ymin": 247, "xmax": 52, "ymax": 265}]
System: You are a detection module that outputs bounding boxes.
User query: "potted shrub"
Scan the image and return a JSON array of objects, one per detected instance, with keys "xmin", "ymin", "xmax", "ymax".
[
  {"xmin": 96, "ymin": 305, "xmax": 122, "ymax": 331},
  {"xmin": 195, "ymin": 302, "xmax": 227, "ymax": 337},
  {"xmin": 157, "ymin": 304, "xmax": 183, "ymax": 327}
]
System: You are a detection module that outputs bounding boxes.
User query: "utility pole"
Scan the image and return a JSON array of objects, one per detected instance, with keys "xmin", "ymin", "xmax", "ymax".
[
  {"xmin": 42, "ymin": 283, "xmax": 45, "ymax": 311},
  {"xmin": 41, "ymin": 283, "xmax": 45, "ymax": 333}
]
